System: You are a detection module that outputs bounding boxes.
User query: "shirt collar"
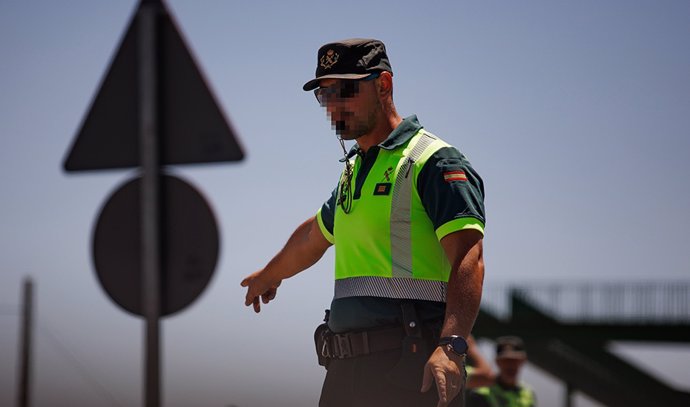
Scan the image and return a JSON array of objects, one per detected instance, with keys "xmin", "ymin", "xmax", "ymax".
[
  {"xmin": 496, "ymin": 378, "xmax": 522, "ymax": 392},
  {"xmin": 343, "ymin": 115, "xmax": 423, "ymax": 160}
]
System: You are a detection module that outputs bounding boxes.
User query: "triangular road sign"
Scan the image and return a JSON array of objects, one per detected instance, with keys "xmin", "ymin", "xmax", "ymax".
[{"xmin": 64, "ymin": 1, "xmax": 244, "ymax": 171}]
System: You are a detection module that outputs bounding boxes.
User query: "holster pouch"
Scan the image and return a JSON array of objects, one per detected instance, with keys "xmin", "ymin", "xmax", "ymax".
[
  {"xmin": 314, "ymin": 310, "xmax": 332, "ymax": 368},
  {"xmin": 385, "ymin": 301, "xmax": 430, "ymax": 391}
]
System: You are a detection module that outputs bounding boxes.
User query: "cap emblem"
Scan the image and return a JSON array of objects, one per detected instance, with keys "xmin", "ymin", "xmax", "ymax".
[{"xmin": 320, "ymin": 49, "xmax": 339, "ymax": 69}]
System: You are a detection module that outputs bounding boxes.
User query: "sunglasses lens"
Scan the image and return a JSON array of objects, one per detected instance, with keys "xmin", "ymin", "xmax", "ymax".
[
  {"xmin": 314, "ymin": 88, "xmax": 332, "ymax": 105},
  {"xmin": 315, "ymin": 73, "xmax": 378, "ymax": 104},
  {"xmin": 340, "ymin": 82, "xmax": 358, "ymax": 98}
]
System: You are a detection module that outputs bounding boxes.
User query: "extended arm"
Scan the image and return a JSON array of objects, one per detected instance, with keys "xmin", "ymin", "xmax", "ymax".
[{"xmin": 241, "ymin": 216, "xmax": 332, "ymax": 312}]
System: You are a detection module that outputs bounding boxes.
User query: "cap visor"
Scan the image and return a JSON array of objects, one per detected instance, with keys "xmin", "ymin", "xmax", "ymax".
[{"xmin": 302, "ymin": 73, "xmax": 372, "ymax": 91}]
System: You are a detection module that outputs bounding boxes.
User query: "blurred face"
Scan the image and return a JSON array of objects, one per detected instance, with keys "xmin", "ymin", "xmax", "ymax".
[
  {"xmin": 314, "ymin": 74, "xmax": 382, "ymax": 140},
  {"xmin": 496, "ymin": 356, "xmax": 525, "ymax": 382}
]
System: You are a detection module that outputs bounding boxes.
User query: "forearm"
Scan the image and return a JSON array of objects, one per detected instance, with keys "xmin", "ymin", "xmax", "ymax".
[
  {"xmin": 261, "ymin": 216, "xmax": 330, "ymax": 284},
  {"xmin": 440, "ymin": 233, "xmax": 484, "ymax": 339},
  {"xmin": 421, "ymin": 231, "xmax": 484, "ymax": 403}
]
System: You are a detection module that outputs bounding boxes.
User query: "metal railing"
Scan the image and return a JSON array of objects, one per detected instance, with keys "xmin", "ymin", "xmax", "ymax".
[{"xmin": 480, "ymin": 281, "xmax": 690, "ymax": 323}]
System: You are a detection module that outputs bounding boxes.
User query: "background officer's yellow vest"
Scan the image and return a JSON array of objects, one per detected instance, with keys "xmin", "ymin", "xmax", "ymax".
[{"xmin": 474, "ymin": 384, "xmax": 536, "ymax": 407}]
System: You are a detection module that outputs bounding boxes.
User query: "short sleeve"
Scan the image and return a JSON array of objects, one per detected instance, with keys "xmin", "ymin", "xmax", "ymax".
[
  {"xmin": 417, "ymin": 146, "xmax": 486, "ymax": 240},
  {"xmin": 316, "ymin": 185, "xmax": 338, "ymax": 244}
]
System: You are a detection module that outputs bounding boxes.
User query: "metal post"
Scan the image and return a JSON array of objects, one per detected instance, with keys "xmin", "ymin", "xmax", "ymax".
[
  {"xmin": 564, "ymin": 382, "xmax": 574, "ymax": 407},
  {"xmin": 139, "ymin": 1, "xmax": 162, "ymax": 406},
  {"xmin": 17, "ymin": 278, "xmax": 33, "ymax": 407}
]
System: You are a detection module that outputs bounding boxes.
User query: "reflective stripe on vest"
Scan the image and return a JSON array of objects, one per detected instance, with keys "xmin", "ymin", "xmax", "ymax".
[
  {"xmin": 334, "ymin": 276, "xmax": 446, "ymax": 302},
  {"xmin": 334, "ymin": 131, "xmax": 448, "ymax": 302},
  {"xmin": 390, "ymin": 132, "xmax": 436, "ymax": 277}
]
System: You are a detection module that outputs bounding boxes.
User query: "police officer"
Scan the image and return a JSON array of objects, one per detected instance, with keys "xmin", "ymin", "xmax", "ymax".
[
  {"xmin": 466, "ymin": 335, "xmax": 496, "ymax": 389},
  {"xmin": 466, "ymin": 336, "xmax": 537, "ymax": 407},
  {"xmin": 241, "ymin": 38, "xmax": 486, "ymax": 407}
]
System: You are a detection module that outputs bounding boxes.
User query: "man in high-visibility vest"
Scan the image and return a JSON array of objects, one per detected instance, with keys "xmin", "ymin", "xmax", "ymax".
[
  {"xmin": 241, "ymin": 38, "xmax": 486, "ymax": 407},
  {"xmin": 466, "ymin": 336, "xmax": 537, "ymax": 407}
]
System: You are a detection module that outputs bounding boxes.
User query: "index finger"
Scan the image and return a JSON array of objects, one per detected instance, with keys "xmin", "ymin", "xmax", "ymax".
[
  {"xmin": 434, "ymin": 371, "xmax": 448, "ymax": 407},
  {"xmin": 252, "ymin": 297, "xmax": 261, "ymax": 313},
  {"xmin": 244, "ymin": 291, "xmax": 255, "ymax": 306}
]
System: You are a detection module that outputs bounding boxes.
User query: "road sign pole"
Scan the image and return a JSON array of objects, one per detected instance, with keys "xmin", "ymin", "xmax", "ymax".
[
  {"xmin": 564, "ymin": 382, "xmax": 574, "ymax": 407},
  {"xmin": 17, "ymin": 278, "xmax": 33, "ymax": 407},
  {"xmin": 64, "ymin": 0, "xmax": 244, "ymax": 403},
  {"xmin": 139, "ymin": 2, "xmax": 162, "ymax": 407}
]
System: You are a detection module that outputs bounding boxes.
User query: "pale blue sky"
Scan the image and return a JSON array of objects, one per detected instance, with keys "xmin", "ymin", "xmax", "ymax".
[{"xmin": 1, "ymin": 1, "xmax": 689, "ymax": 406}]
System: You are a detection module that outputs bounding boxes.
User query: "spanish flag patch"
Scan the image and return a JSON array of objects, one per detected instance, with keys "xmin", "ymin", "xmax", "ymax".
[{"xmin": 443, "ymin": 170, "xmax": 467, "ymax": 182}]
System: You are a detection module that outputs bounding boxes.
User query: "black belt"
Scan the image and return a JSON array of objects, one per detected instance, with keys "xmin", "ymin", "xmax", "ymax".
[
  {"xmin": 319, "ymin": 325, "xmax": 440, "ymax": 360},
  {"xmin": 315, "ymin": 302, "xmax": 441, "ymax": 363},
  {"xmin": 320, "ymin": 325, "xmax": 406, "ymax": 359}
]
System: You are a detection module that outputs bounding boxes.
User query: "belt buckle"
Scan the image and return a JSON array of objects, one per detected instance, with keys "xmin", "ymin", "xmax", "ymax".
[
  {"xmin": 320, "ymin": 341, "xmax": 331, "ymax": 358},
  {"xmin": 319, "ymin": 331, "xmax": 332, "ymax": 358},
  {"xmin": 333, "ymin": 334, "xmax": 352, "ymax": 358}
]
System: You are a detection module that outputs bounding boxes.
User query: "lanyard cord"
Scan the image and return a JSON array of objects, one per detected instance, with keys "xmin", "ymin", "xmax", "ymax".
[{"xmin": 337, "ymin": 137, "xmax": 353, "ymax": 214}]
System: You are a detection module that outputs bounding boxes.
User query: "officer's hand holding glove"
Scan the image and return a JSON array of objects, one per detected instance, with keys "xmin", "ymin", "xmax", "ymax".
[
  {"xmin": 241, "ymin": 270, "xmax": 281, "ymax": 313},
  {"xmin": 421, "ymin": 346, "xmax": 465, "ymax": 407}
]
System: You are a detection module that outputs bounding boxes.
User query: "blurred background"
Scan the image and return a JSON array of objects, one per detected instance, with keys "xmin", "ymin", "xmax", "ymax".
[{"xmin": 1, "ymin": 1, "xmax": 689, "ymax": 406}]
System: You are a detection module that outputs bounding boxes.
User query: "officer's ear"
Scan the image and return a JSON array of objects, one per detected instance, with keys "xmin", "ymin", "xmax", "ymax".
[{"xmin": 377, "ymin": 71, "xmax": 393, "ymax": 97}]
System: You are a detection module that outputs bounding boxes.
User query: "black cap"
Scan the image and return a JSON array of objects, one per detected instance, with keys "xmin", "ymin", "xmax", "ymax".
[
  {"xmin": 495, "ymin": 336, "xmax": 527, "ymax": 359},
  {"xmin": 302, "ymin": 38, "xmax": 393, "ymax": 91}
]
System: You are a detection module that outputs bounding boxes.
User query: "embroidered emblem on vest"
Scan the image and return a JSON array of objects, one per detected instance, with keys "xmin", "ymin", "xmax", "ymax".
[{"xmin": 382, "ymin": 166, "xmax": 394, "ymax": 182}]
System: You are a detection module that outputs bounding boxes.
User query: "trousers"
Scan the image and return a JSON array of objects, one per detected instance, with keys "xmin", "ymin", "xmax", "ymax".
[{"xmin": 319, "ymin": 346, "xmax": 466, "ymax": 407}]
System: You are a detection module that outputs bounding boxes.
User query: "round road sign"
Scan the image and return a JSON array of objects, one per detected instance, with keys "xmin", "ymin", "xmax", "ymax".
[{"xmin": 92, "ymin": 174, "xmax": 219, "ymax": 317}]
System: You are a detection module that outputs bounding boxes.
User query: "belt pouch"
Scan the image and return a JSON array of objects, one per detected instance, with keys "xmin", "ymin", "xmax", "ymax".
[
  {"xmin": 314, "ymin": 310, "xmax": 332, "ymax": 368},
  {"xmin": 386, "ymin": 301, "xmax": 429, "ymax": 390}
]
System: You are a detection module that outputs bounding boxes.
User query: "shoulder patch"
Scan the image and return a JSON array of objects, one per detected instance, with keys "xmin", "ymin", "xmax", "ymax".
[{"xmin": 443, "ymin": 170, "xmax": 467, "ymax": 182}]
